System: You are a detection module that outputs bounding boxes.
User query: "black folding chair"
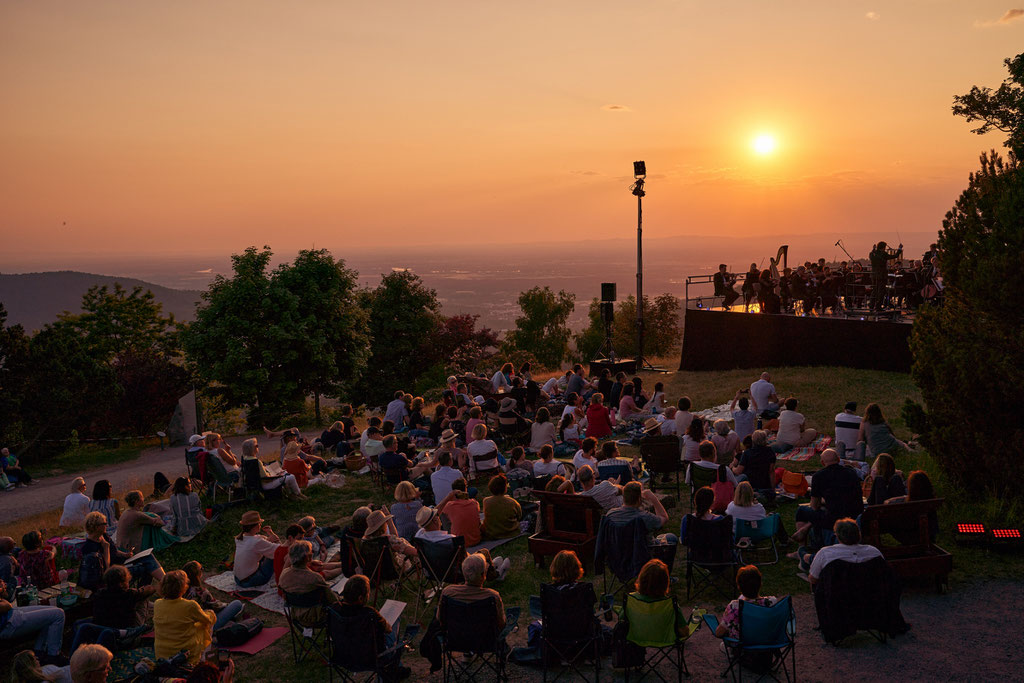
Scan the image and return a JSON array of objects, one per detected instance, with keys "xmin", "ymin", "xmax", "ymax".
[
  {"xmin": 682, "ymin": 514, "xmax": 737, "ymax": 601},
  {"xmin": 440, "ymin": 596, "xmax": 520, "ymax": 682},
  {"xmin": 539, "ymin": 582, "xmax": 603, "ymax": 683},
  {"xmin": 241, "ymin": 458, "xmax": 283, "ymax": 502},
  {"xmin": 595, "ymin": 516, "xmax": 652, "ymax": 603},
  {"xmin": 412, "ymin": 535, "xmax": 466, "ymax": 619},
  {"xmin": 283, "ymin": 588, "xmax": 330, "ymax": 665},
  {"xmin": 359, "ymin": 536, "xmax": 415, "ymax": 607},
  {"xmin": 641, "ymin": 438, "xmax": 683, "ymax": 501},
  {"xmin": 206, "ymin": 453, "xmax": 243, "ymax": 504},
  {"xmin": 470, "ymin": 452, "xmax": 501, "ymax": 484},
  {"xmin": 686, "ymin": 463, "xmax": 719, "ymax": 509},
  {"xmin": 327, "ymin": 605, "xmax": 418, "ymax": 683}
]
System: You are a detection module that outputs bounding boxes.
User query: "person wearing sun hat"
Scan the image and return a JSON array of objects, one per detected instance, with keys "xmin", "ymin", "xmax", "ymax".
[
  {"xmin": 362, "ymin": 508, "xmax": 418, "ymax": 571},
  {"xmin": 413, "ymin": 506, "xmax": 452, "ymax": 543},
  {"xmin": 433, "ymin": 428, "xmax": 468, "ymax": 472},
  {"xmin": 642, "ymin": 417, "xmax": 662, "ymax": 437},
  {"xmin": 233, "ymin": 510, "xmax": 281, "ymax": 588}
]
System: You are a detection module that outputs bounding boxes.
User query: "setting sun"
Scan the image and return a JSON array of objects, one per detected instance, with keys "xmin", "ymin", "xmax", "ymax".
[{"xmin": 752, "ymin": 133, "xmax": 778, "ymax": 156}]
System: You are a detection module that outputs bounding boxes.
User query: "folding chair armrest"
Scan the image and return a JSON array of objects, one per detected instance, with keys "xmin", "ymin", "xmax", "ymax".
[{"xmin": 702, "ymin": 613, "xmax": 720, "ymax": 633}]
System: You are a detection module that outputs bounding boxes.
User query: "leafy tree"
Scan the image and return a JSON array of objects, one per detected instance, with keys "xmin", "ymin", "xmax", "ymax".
[
  {"xmin": 503, "ymin": 286, "xmax": 575, "ymax": 369},
  {"xmin": 575, "ymin": 293, "xmax": 682, "ymax": 360},
  {"xmin": 182, "ymin": 246, "xmax": 302, "ymax": 429},
  {"xmin": 431, "ymin": 314, "xmax": 499, "ymax": 373},
  {"xmin": 108, "ymin": 350, "xmax": 191, "ymax": 436},
  {"xmin": 357, "ymin": 270, "xmax": 441, "ymax": 406},
  {"xmin": 905, "ymin": 53, "xmax": 1024, "ymax": 499},
  {"xmin": 0, "ymin": 303, "xmax": 31, "ymax": 446},
  {"xmin": 274, "ymin": 250, "xmax": 370, "ymax": 424},
  {"xmin": 60, "ymin": 283, "xmax": 178, "ymax": 362}
]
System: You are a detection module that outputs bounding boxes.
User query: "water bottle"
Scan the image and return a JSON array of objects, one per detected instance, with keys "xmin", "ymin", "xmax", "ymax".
[{"xmin": 757, "ymin": 417, "xmax": 763, "ymax": 431}]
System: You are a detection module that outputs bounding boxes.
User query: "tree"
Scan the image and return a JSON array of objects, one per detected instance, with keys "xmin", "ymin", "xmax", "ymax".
[
  {"xmin": 905, "ymin": 53, "xmax": 1024, "ymax": 499},
  {"xmin": 952, "ymin": 53, "xmax": 1024, "ymax": 157},
  {"xmin": 430, "ymin": 314, "xmax": 499, "ymax": 374},
  {"xmin": 182, "ymin": 246, "xmax": 302, "ymax": 429},
  {"xmin": 0, "ymin": 303, "xmax": 31, "ymax": 447},
  {"xmin": 503, "ymin": 286, "xmax": 575, "ymax": 368},
  {"xmin": 575, "ymin": 293, "xmax": 682, "ymax": 361},
  {"xmin": 274, "ymin": 250, "xmax": 370, "ymax": 424},
  {"xmin": 357, "ymin": 270, "xmax": 441, "ymax": 406},
  {"xmin": 60, "ymin": 283, "xmax": 178, "ymax": 363}
]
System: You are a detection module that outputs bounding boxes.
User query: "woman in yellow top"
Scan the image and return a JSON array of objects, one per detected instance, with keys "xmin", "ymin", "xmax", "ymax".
[{"xmin": 153, "ymin": 570, "xmax": 216, "ymax": 665}]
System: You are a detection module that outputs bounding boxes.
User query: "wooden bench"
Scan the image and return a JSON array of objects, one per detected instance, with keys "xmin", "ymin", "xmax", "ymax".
[
  {"xmin": 527, "ymin": 490, "xmax": 604, "ymax": 570},
  {"xmin": 860, "ymin": 497, "xmax": 952, "ymax": 593}
]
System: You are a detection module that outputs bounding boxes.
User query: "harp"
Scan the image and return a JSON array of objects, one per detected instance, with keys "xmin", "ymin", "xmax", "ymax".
[{"xmin": 769, "ymin": 245, "xmax": 788, "ymax": 293}]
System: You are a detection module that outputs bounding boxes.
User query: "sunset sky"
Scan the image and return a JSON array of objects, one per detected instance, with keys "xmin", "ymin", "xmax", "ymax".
[{"xmin": 1, "ymin": 1, "xmax": 1022, "ymax": 259}]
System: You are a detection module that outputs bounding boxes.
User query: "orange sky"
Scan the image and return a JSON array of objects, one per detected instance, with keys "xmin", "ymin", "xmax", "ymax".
[{"xmin": 1, "ymin": 1, "xmax": 1021, "ymax": 258}]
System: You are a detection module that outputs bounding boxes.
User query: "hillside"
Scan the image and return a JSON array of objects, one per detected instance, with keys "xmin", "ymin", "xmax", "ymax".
[{"xmin": 0, "ymin": 271, "xmax": 201, "ymax": 332}]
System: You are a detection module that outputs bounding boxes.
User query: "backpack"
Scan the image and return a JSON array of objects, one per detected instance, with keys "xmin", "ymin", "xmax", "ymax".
[
  {"xmin": 214, "ymin": 617, "xmax": 263, "ymax": 647},
  {"xmin": 78, "ymin": 552, "xmax": 104, "ymax": 591},
  {"xmin": 781, "ymin": 470, "xmax": 809, "ymax": 496}
]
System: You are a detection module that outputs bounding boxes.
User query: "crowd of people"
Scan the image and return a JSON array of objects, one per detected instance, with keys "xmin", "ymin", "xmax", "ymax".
[
  {"xmin": 711, "ymin": 243, "xmax": 943, "ymax": 315},
  {"xmin": 0, "ymin": 363, "xmax": 934, "ymax": 681}
]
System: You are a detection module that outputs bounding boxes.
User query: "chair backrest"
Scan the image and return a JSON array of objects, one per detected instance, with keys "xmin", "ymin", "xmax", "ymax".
[
  {"xmin": 206, "ymin": 453, "xmax": 233, "ymax": 485},
  {"xmin": 540, "ymin": 582, "xmax": 599, "ymax": 642},
  {"xmin": 283, "ymin": 587, "xmax": 326, "ymax": 610},
  {"xmin": 735, "ymin": 514, "xmax": 780, "ymax": 542},
  {"xmin": 597, "ymin": 462, "xmax": 632, "ymax": 484},
  {"xmin": 640, "ymin": 437, "xmax": 682, "ymax": 474},
  {"xmin": 683, "ymin": 514, "xmax": 735, "ymax": 564},
  {"xmin": 472, "ymin": 451, "xmax": 499, "ymax": 468},
  {"xmin": 413, "ymin": 536, "xmax": 466, "ymax": 584},
  {"xmin": 382, "ymin": 466, "xmax": 407, "ymax": 485},
  {"xmin": 596, "ymin": 516, "xmax": 652, "ymax": 581},
  {"xmin": 687, "ymin": 463, "xmax": 719, "ymax": 489},
  {"xmin": 440, "ymin": 595, "xmax": 501, "ymax": 653},
  {"xmin": 337, "ymin": 534, "xmax": 363, "ymax": 578},
  {"xmin": 623, "ymin": 592, "xmax": 678, "ymax": 648},
  {"xmin": 241, "ymin": 458, "xmax": 263, "ymax": 492},
  {"xmin": 328, "ymin": 606, "xmax": 380, "ymax": 672},
  {"xmin": 532, "ymin": 490, "xmax": 603, "ymax": 542},
  {"xmin": 860, "ymin": 498, "xmax": 943, "ymax": 557},
  {"xmin": 738, "ymin": 595, "xmax": 793, "ymax": 647},
  {"xmin": 532, "ymin": 474, "xmax": 553, "ymax": 492},
  {"xmin": 359, "ymin": 536, "xmax": 399, "ymax": 585}
]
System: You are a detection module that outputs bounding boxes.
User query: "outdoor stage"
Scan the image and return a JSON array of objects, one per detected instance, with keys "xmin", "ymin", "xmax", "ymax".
[{"xmin": 678, "ymin": 306, "xmax": 913, "ymax": 372}]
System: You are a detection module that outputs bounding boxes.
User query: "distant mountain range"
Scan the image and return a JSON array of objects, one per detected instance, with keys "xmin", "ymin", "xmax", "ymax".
[{"xmin": 0, "ymin": 271, "xmax": 201, "ymax": 333}]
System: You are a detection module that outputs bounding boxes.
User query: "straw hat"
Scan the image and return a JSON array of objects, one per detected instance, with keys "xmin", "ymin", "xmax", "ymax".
[
  {"xmin": 499, "ymin": 397, "xmax": 517, "ymax": 411},
  {"xmin": 643, "ymin": 417, "xmax": 661, "ymax": 434},
  {"xmin": 239, "ymin": 510, "xmax": 264, "ymax": 527},
  {"xmin": 363, "ymin": 509, "xmax": 393, "ymax": 537},
  {"xmin": 440, "ymin": 429, "xmax": 457, "ymax": 444},
  {"xmin": 415, "ymin": 506, "xmax": 440, "ymax": 529}
]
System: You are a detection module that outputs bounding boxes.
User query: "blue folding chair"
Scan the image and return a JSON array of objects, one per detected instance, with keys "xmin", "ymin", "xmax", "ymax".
[
  {"xmin": 735, "ymin": 514, "xmax": 782, "ymax": 566},
  {"xmin": 703, "ymin": 595, "xmax": 796, "ymax": 683}
]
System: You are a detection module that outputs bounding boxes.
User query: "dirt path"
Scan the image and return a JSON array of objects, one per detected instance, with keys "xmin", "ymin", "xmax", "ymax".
[{"xmin": 0, "ymin": 432, "xmax": 322, "ymax": 524}]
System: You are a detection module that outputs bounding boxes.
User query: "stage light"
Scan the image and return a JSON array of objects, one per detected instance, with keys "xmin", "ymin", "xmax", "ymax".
[
  {"xmin": 989, "ymin": 528, "xmax": 1022, "ymax": 550},
  {"xmin": 633, "ymin": 160, "xmax": 646, "ymax": 179},
  {"xmin": 956, "ymin": 522, "xmax": 987, "ymax": 544}
]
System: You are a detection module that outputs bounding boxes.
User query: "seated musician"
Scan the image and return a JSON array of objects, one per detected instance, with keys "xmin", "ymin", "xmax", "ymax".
[{"xmin": 713, "ymin": 264, "xmax": 740, "ymax": 309}]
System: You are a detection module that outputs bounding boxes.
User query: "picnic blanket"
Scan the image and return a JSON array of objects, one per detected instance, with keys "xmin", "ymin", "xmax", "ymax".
[
  {"xmin": 205, "ymin": 569, "xmax": 278, "ymax": 596},
  {"xmin": 220, "ymin": 626, "xmax": 288, "ymax": 655},
  {"xmin": 773, "ymin": 435, "xmax": 833, "ymax": 462},
  {"xmin": 467, "ymin": 532, "xmax": 526, "ymax": 555}
]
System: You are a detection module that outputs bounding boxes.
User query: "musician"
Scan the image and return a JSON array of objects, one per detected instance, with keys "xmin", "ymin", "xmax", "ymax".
[
  {"xmin": 713, "ymin": 264, "xmax": 740, "ymax": 309},
  {"xmin": 742, "ymin": 263, "xmax": 760, "ymax": 309},
  {"xmin": 868, "ymin": 241, "xmax": 902, "ymax": 311}
]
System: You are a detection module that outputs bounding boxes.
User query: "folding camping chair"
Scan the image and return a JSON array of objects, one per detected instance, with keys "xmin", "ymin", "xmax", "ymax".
[
  {"xmin": 539, "ymin": 582, "xmax": 603, "ymax": 683},
  {"xmin": 681, "ymin": 514, "xmax": 737, "ymax": 601},
  {"xmin": 439, "ymin": 596, "xmax": 520, "ymax": 682},
  {"xmin": 283, "ymin": 588, "xmax": 330, "ymax": 665},
  {"xmin": 641, "ymin": 438, "xmax": 683, "ymax": 501},
  {"xmin": 735, "ymin": 514, "xmax": 782, "ymax": 566},
  {"xmin": 241, "ymin": 458, "xmax": 283, "ymax": 502},
  {"xmin": 595, "ymin": 516, "xmax": 651, "ymax": 603},
  {"xmin": 703, "ymin": 595, "xmax": 796, "ymax": 683},
  {"xmin": 412, "ymin": 535, "xmax": 466, "ymax": 619},
  {"xmin": 205, "ymin": 453, "xmax": 243, "ymax": 504},
  {"xmin": 686, "ymin": 463, "xmax": 718, "ymax": 509},
  {"xmin": 619, "ymin": 592, "xmax": 702, "ymax": 682},
  {"xmin": 327, "ymin": 605, "xmax": 418, "ymax": 683},
  {"xmin": 359, "ymin": 536, "xmax": 415, "ymax": 607}
]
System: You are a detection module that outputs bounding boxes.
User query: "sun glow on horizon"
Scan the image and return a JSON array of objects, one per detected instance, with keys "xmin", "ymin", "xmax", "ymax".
[{"xmin": 752, "ymin": 133, "xmax": 779, "ymax": 156}]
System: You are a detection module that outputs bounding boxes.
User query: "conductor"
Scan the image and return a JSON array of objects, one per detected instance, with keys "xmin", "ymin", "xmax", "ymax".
[{"xmin": 868, "ymin": 241, "xmax": 902, "ymax": 311}]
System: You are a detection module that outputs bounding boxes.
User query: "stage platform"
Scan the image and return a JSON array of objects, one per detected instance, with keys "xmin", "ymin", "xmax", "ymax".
[{"xmin": 678, "ymin": 307, "xmax": 913, "ymax": 372}]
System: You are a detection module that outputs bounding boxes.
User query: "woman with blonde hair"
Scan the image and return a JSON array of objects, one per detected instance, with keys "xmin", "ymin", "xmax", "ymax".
[
  {"xmin": 281, "ymin": 441, "xmax": 321, "ymax": 490},
  {"xmin": 391, "ymin": 481, "xmax": 424, "ymax": 541},
  {"xmin": 59, "ymin": 477, "xmax": 91, "ymax": 528},
  {"xmin": 466, "ymin": 423, "xmax": 505, "ymax": 473},
  {"xmin": 867, "ymin": 453, "xmax": 905, "ymax": 505},
  {"xmin": 153, "ymin": 570, "xmax": 215, "ymax": 666},
  {"xmin": 725, "ymin": 481, "xmax": 767, "ymax": 533},
  {"xmin": 8, "ymin": 650, "xmax": 63, "ymax": 682}
]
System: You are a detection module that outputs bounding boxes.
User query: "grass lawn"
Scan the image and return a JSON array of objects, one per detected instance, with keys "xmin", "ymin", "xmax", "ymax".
[{"xmin": 28, "ymin": 441, "xmax": 156, "ymax": 478}]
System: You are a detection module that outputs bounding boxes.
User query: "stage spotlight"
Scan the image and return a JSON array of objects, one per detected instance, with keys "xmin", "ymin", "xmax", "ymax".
[
  {"xmin": 633, "ymin": 160, "xmax": 646, "ymax": 179},
  {"xmin": 989, "ymin": 528, "xmax": 1022, "ymax": 551},
  {"xmin": 955, "ymin": 522, "xmax": 986, "ymax": 544}
]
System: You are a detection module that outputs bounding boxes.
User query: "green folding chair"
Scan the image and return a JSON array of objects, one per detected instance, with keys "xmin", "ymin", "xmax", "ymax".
[{"xmin": 620, "ymin": 592, "xmax": 703, "ymax": 682}]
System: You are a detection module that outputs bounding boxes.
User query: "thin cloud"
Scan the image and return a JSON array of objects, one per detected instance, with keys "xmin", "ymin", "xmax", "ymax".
[
  {"xmin": 602, "ymin": 104, "xmax": 632, "ymax": 112},
  {"xmin": 865, "ymin": 11, "xmax": 880, "ymax": 20},
  {"xmin": 975, "ymin": 9, "xmax": 1024, "ymax": 27}
]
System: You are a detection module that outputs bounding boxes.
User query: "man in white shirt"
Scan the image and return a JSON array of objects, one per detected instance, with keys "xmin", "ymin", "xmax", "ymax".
[
  {"xmin": 413, "ymin": 506, "xmax": 456, "ymax": 543},
  {"xmin": 383, "ymin": 391, "xmax": 409, "ymax": 428},
  {"xmin": 808, "ymin": 518, "xmax": 883, "ymax": 587},
  {"xmin": 360, "ymin": 417, "xmax": 382, "ymax": 452},
  {"xmin": 686, "ymin": 441, "xmax": 739, "ymax": 484},
  {"xmin": 430, "ymin": 451, "xmax": 465, "ymax": 502},
  {"xmin": 541, "ymin": 376, "xmax": 560, "ymax": 396},
  {"xmin": 657, "ymin": 407, "xmax": 678, "ymax": 436},
  {"xmin": 834, "ymin": 401, "xmax": 862, "ymax": 460},
  {"xmin": 572, "ymin": 437, "xmax": 600, "ymax": 472},
  {"xmin": 749, "ymin": 372, "xmax": 780, "ymax": 417},
  {"xmin": 362, "ymin": 427, "xmax": 385, "ymax": 459},
  {"xmin": 674, "ymin": 397, "xmax": 695, "ymax": 435}
]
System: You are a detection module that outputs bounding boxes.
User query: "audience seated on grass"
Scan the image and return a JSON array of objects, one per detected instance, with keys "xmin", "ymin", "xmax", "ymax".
[
  {"xmin": 87, "ymin": 480, "xmax": 120, "ymax": 536},
  {"xmin": 243, "ymin": 439, "xmax": 304, "ymax": 498},
  {"xmin": 532, "ymin": 445, "xmax": 566, "ymax": 478},
  {"xmin": 730, "ymin": 430, "xmax": 777, "ymax": 500},
  {"xmin": 467, "ymin": 424, "xmax": 505, "ymax": 474},
  {"xmin": 59, "ymin": 477, "xmax": 91, "ymax": 528},
  {"xmin": 858, "ymin": 403, "xmax": 908, "ymax": 460},
  {"xmin": 730, "ymin": 391, "xmax": 757, "ymax": 443},
  {"xmin": 430, "ymin": 448, "xmax": 466, "ymax": 501},
  {"xmin": 808, "ymin": 518, "xmax": 882, "ymax": 587},
  {"xmin": 1, "ymin": 448, "xmax": 34, "ymax": 486},
  {"xmin": 529, "ymin": 408, "xmax": 556, "ymax": 453},
  {"xmin": 773, "ymin": 397, "xmax": 817, "ymax": 452},
  {"xmin": 682, "ymin": 417, "xmax": 705, "ymax": 463},
  {"xmin": 92, "ymin": 565, "xmax": 154, "ymax": 632},
  {"xmin": 153, "ymin": 570, "xmax": 216, "ymax": 666},
  {"xmin": 9, "ymin": 649, "xmax": 71, "ymax": 683},
  {"xmin": 586, "ymin": 393, "xmax": 614, "ymax": 438},
  {"xmin": 597, "ymin": 441, "xmax": 641, "ymax": 482},
  {"xmin": 438, "ymin": 479, "xmax": 482, "ymax": 546},
  {"xmin": 866, "ymin": 453, "xmax": 905, "ymax": 505},
  {"xmin": 169, "ymin": 477, "xmax": 207, "ymax": 538},
  {"xmin": 69, "ymin": 644, "xmax": 113, "ymax": 683},
  {"xmin": 118, "ymin": 489, "xmax": 177, "ymax": 553},
  {"xmin": 572, "ymin": 438, "xmax": 600, "ymax": 473},
  {"xmin": 605, "ymin": 482, "xmax": 676, "ymax": 565},
  {"xmin": 282, "ymin": 441, "xmax": 321, "ymax": 489},
  {"xmin": 712, "ymin": 419, "xmax": 742, "ymax": 460},
  {"xmin": 576, "ymin": 465, "xmax": 622, "ymax": 509},
  {"xmin": 17, "ymin": 531, "xmax": 57, "ymax": 589},
  {"xmin": 482, "ymin": 475, "xmax": 522, "ymax": 540},
  {"xmin": 834, "ymin": 401, "xmax": 862, "ymax": 459},
  {"xmin": 233, "ymin": 510, "xmax": 281, "ymax": 589}
]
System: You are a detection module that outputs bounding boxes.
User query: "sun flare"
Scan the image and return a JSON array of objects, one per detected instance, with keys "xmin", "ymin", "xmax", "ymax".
[{"xmin": 752, "ymin": 133, "xmax": 778, "ymax": 156}]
